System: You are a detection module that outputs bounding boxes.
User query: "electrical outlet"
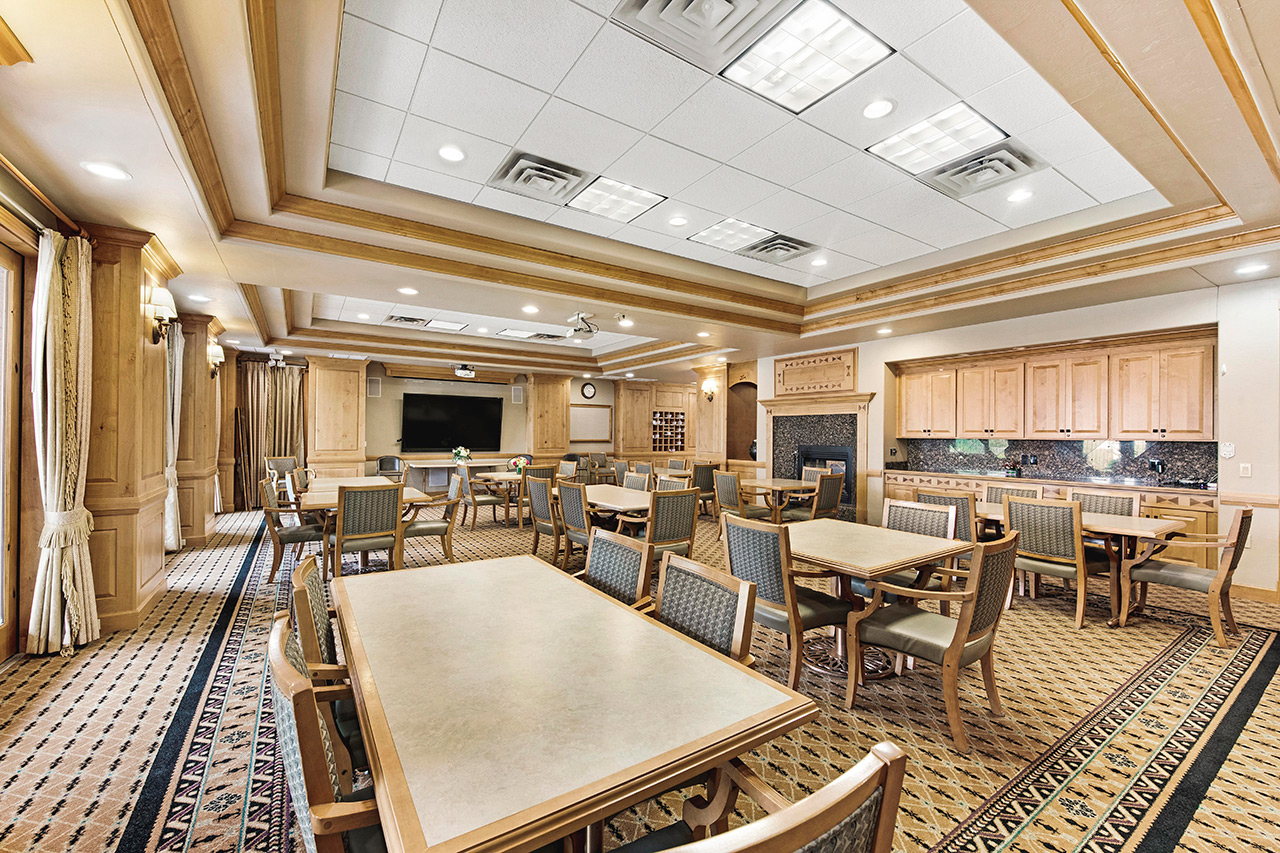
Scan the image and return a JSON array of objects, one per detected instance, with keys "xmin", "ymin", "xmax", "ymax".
[
  {"xmin": 1029, "ymin": 454, "xmax": 1038, "ymax": 465},
  {"xmin": 1240, "ymin": 462, "xmax": 1252, "ymax": 478},
  {"xmin": 889, "ymin": 448, "xmax": 897, "ymax": 457}
]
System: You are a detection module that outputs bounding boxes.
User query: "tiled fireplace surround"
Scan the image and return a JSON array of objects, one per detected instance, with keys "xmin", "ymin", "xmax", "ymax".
[{"xmin": 763, "ymin": 392, "xmax": 873, "ymax": 523}]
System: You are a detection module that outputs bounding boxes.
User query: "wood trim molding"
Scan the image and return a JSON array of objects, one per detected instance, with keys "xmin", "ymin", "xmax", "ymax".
[
  {"xmin": 1218, "ymin": 492, "xmax": 1280, "ymax": 507},
  {"xmin": 286, "ymin": 324, "xmax": 597, "ymax": 367},
  {"xmin": 237, "ymin": 281, "xmax": 270, "ymax": 344},
  {"xmin": 0, "ymin": 205, "xmax": 38, "ymax": 256},
  {"xmin": 273, "ymin": 337, "xmax": 591, "ymax": 373},
  {"xmin": 596, "ymin": 340, "xmax": 695, "ymax": 365},
  {"xmin": 143, "ymin": 235, "xmax": 182, "ymax": 279},
  {"xmin": 381, "ymin": 363, "xmax": 516, "ymax": 384},
  {"xmin": 601, "ymin": 345, "xmax": 720, "ymax": 372},
  {"xmin": 245, "ymin": 0, "xmax": 285, "ymax": 208},
  {"xmin": 0, "ymin": 15, "xmax": 32, "ymax": 65},
  {"xmin": 774, "ymin": 348, "xmax": 857, "ymax": 397}
]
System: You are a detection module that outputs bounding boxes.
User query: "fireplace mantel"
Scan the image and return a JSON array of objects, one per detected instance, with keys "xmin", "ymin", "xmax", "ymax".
[{"xmin": 761, "ymin": 392, "xmax": 875, "ymax": 523}]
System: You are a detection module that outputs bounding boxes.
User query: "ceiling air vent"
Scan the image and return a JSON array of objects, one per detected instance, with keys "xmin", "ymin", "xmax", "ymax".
[
  {"xmin": 488, "ymin": 152, "xmax": 592, "ymax": 203},
  {"xmin": 612, "ymin": 0, "xmax": 799, "ymax": 73},
  {"xmin": 736, "ymin": 234, "xmax": 818, "ymax": 264},
  {"xmin": 917, "ymin": 139, "xmax": 1047, "ymax": 199},
  {"xmin": 385, "ymin": 315, "xmax": 429, "ymax": 327},
  {"xmin": 530, "ymin": 332, "xmax": 568, "ymax": 341}
]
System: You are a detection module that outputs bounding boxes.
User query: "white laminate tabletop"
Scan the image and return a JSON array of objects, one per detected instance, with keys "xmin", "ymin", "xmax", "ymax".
[
  {"xmin": 300, "ymin": 484, "xmax": 430, "ymax": 511},
  {"xmin": 742, "ymin": 478, "xmax": 810, "ymax": 491},
  {"xmin": 475, "ymin": 471, "xmax": 523, "ymax": 483},
  {"xmin": 311, "ymin": 476, "xmax": 399, "ymax": 488},
  {"xmin": 788, "ymin": 518, "xmax": 972, "ymax": 579},
  {"xmin": 331, "ymin": 556, "xmax": 814, "ymax": 852},
  {"xmin": 975, "ymin": 502, "xmax": 1186, "ymax": 538},
  {"xmin": 585, "ymin": 484, "xmax": 652, "ymax": 513}
]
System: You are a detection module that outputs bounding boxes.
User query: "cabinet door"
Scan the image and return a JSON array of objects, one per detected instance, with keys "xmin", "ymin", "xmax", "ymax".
[
  {"xmin": 956, "ymin": 367, "xmax": 991, "ymax": 438},
  {"xmin": 1024, "ymin": 360, "xmax": 1065, "ymax": 438},
  {"xmin": 989, "ymin": 363, "xmax": 1024, "ymax": 438},
  {"xmin": 1065, "ymin": 355, "xmax": 1108, "ymax": 439},
  {"xmin": 1160, "ymin": 345, "xmax": 1214, "ymax": 440},
  {"xmin": 1110, "ymin": 350, "xmax": 1160, "ymax": 438},
  {"xmin": 619, "ymin": 387, "xmax": 653, "ymax": 454},
  {"xmin": 928, "ymin": 370, "xmax": 957, "ymax": 437},
  {"xmin": 898, "ymin": 372, "xmax": 933, "ymax": 437}
]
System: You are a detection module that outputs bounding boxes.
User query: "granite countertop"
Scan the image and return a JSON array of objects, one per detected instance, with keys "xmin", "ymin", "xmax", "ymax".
[{"xmin": 891, "ymin": 468, "xmax": 1218, "ymax": 493}]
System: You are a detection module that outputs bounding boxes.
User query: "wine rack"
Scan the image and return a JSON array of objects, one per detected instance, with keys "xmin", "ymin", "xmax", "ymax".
[{"xmin": 651, "ymin": 410, "xmax": 686, "ymax": 453}]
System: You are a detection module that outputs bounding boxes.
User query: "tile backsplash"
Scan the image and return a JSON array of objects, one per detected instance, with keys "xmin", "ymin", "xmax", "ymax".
[{"xmin": 894, "ymin": 438, "xmax": 1218, "ymax": 486}]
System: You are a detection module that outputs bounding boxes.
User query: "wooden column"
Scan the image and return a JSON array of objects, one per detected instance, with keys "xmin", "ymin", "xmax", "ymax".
[
  {"xmin": 176, "ymin": 314, "xmax": 221, "ymax": 546},
  {"xmin": 693, "ymin": 364, "xmax": 727, "ymax": 464},
  {"xmin": 80, "ymin": 224, "xmax": 175, "ymax": 632},
  {"xmin": 217, "ymin": 348, "xmax": 238, "ymax": 509},
  {"xmin": 526, "ymin": 373, "xmax": 571, "ymax": 461},
  {"xmin": 306, "ymin": 356, "xmax": 367, "ymax": 476}
]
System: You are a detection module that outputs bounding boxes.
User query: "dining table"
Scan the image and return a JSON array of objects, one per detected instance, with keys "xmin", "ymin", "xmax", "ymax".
[
  {"xmin": 330, "ymin": 555, "xmax": 817, "ymax": 853},
  {"xmin": 740, "ymin": 477, "xmax": 813, "ymax": 523},
  {"xmin": 299, "ymin": 476, "xmax": 432, "ymax": 513}
]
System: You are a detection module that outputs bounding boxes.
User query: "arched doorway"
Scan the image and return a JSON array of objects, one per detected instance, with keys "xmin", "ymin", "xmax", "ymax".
[{"xmin": 726, "ymin": 380, "xmax": 757, "ymax": 461}]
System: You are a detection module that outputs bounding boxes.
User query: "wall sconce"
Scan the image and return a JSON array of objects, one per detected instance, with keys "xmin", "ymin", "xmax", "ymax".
[
  {"xmin": 208, "ymin": 343, "xmax": 226, "ymax": 378},
  {"xmin": 144, "ymin": 284, "xmax": 177, "ymax": 344},
  {"xmin": 701, "ymin": 377, "xmax": 718, "ymax": 402}
]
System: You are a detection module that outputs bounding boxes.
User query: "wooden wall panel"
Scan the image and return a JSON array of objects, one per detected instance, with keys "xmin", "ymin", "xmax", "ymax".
[
  {"xmin": 218, "ymin": 350, "xmax": 238, "ymax": 508},
  {"xmin": 693, "ymin": 365, "xmax": 726, "ymax": 463},
  {"xmin": 175, "ymin": 315, "xmax": 218, "ymax": 546},
  {"xmin": 306, "ymin": 357, "xmax": 367, "ymax": 475},
  {"xmin": 526, "ymin": 374, "xmax": 571, "ymax": 454},
  {"xmin": 774, "ymin": 349, "xmax": 857, "ymax": 397}
]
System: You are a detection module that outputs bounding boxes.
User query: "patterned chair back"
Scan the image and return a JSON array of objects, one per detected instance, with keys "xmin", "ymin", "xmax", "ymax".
[
  {"xmin": 635, "ymin": 462, "xmax": 653, "ymax": 476},
  {"xmin": 614, "ymin": 461, "xmax": 629, "ymax": 483},
  {"xmin": 558, "ymin": 481, "xmax": 591, "ymax": 535},
  {"xmin": 722, "ymin": 514, "xmax": 790, "ymax": 610},
  {"xmin": 457, "ymin": 466, "xmax": 475, "ymax": 498},
  {"xmin": 292, "ymin": 556, "xmax": 337, "ymax": 666},
  {"xmin": 261, "ymin": 478, "xmax": 300, "ymax": 528},
  {"xmin": 583, "ymin": 529, "xmax": 652, "ymax": 605},
  {"xmin": 523, "ymin": 465, "xmax": 556, "ymax": 482},
  {"xmin": 961, "ymin": 531, "xmax": 1020, "ymax": 643},
  {"xmin": 589, "ymin": 452, "xmax": 609, "ymax": 468},
  {"xmin": 985, "ymin": 483, "xmax": 1043, "ymax": 504},
  {"xmin": 526, "ymin": 477, "xmax": 555, "ymax": 525},
  {"xmin": 667, "ymin": 459, "xmax": 687, "ymax": 470},
  {"xmin": 692, "ymin": 463, "xmax": 717, "ymax": 494},
  {"xmin": 558, "ymin": 460, "xmax": 579, "ymax": 479},
  {"xmin": 802, "ymin": 465, "xmax": 831, "ymax": 483},
  {"xmin": 714, "ymin": 471, "xmax": 743, "ymax": 512},
  {"xmin": 648, "ymin": 487, "xmax": 699, "ymax": 548},
  {"xmin": 1005, "ymin": 497, "xmax": 1082, "ymax": 564},
  {"xmin": 654, "ymin": 553, "xmax": 756, "ymax": 662},
  {"xmin": 1069, "ymin": 490, "xmax": 1139, "ymax": 517},
  {"xmin": 916, "ymin": 489, "xmax": 976, "ymax": 542},
  {"xmin": 883, "ymin": 499, "xmax": 956, "ymax": 540},
  {"xmin": 296, "ymin": 468, "xmax": 312, "ymax": 490},
  {"xmin": 443, "ymin": 474, "xmax": 464, "ymax": 520},
  {"xmin": 657, "ymin": 476, "xmax": 687, "ymax": 491},
  {"xmin": 336, "ymin": 484, "xmax": 402, "ymax": 541},
  {"xmin": 266, "ymin": 456, "xmax": 298, "ymax": 477},
  {"xmin": 623, "ymin": 472, "xmax": 651, "ymax": 491},
  {"xmin": 811, "ymin": 473, "xmax": 844, "ymax": 519},
  {"xmin": 403, "ymin": 464, "xmax": 428, "ymax": 495}
]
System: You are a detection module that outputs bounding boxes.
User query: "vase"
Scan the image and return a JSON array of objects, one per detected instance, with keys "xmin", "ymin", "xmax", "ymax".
[{"xmin": 748, "ymin": 439, "xmax": 758, "ymax": 461}]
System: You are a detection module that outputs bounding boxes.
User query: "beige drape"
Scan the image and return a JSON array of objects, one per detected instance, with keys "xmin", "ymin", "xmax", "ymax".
[
  {"xmin": 212, "ymin": 371, "xmax": 223, "ymax": 513},
  {"xmin": 239, "ymin": 361, "xmax": 305, "ymax": 507},
  {"xmin": 162, "ymin": 321, "xmax": 184, "ymax": 551},
  {"xmin": 28, "ymin": 230, "xmax": 99, "ymax": 656}
]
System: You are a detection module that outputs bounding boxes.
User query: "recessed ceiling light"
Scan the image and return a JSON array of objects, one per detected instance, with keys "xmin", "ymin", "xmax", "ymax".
[
  {"xmin": 1236, "ymin": 262, "xmax": 1270, "ymax": 275},
  {"xmin": 438, "ymin": 145, "xmax": 466, "ymax": 162},
  {"xmin": 617, "ymin": 314, "xmax": 634, "ymax": 328},
  {"xmin": 189, "ymin": 295, "xmax": 211, "ymax": 303},
  {"xmin": 573, "ymin": 338, "xmax": 584, "ymax": 343},
  {"xmin": 356, "ymin": 313, "xmax": 370, "ymax": 320},
  {"xmin": 397, "ymin": 287, "xmax": 419, "ymax": 295},
  {"xmin": 498, "ymin": 329, "xmax": 536, "ymax": 339},
  {"xmin": 567, "ymin": 176, "xmax": 665, "ymax": 222},
  {"xmin": 689, "ymin": 218, "xmax": 775, "ymax": 251},
  {"xmin": 477, "ymin": 327, "xmax": 488, "ymax": 333},
  {"xmin": 226, "ymin": 339, "xmax": 240, "ymax": 344},
  {"xmin": 868, "ymin": 103, "xmax": 1006, "ymax": 175},
  {"xmin": 721, "ymin": 0, "xmax": 892, "ymax": 113},
  {"xmin": 79, "ymin": 161, "xmax": 132, "ymax": 181},
  {"xmin": 425, "ymin": 319, "xmax": 468, "ymax": 331},
  {"xmin": 716, "ymin": 356, "xmax": 727, "ymax": 362},
  {"xmin": 876, "ymin": 327, "xmax": 892, "ymax": 334},
  {"xmin": 582, "ymin": 373, "xmax": 592, "ymax": 379},
  {"xmin": 522, "ymin": 305, "xmax": 539, "ymax": 314},
  {"xmin": 697, "ymin": 331, "xmax": 710, "ymax": 338},
  {"xmin": 280, "ymin": 350, "xmax": 293, "ymax": 355},
  {"xmin": 668, "ymin": 216, "xmax": 689, "ymax": 227},
  {"xmin": 863, "ymin": 99, "xmax": 895, "ymax": 119},
  {"xmin": 625, "ymin": 372, "xmax": 635, "ymax": 378},
  {"xmin": 810, "ymin": 257, "xmax": 828, "ymax": 267},
  {"xmin": 1006, "ymin": 189, "xmax": 1034, "ymax": 203}
]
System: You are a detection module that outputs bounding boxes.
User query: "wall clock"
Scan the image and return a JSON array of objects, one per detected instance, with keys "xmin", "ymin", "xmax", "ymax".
[{"xmin": 581, "ymin": 382, "xmax": 596, "ymax": 399}]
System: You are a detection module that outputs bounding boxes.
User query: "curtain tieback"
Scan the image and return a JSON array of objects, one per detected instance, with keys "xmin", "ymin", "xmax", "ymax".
[
  {"xmin": 39, "ymin": 506, "xmax": 94, "ymax": 548},
  {"xmin": 165, "ymin": 465, "xmax": 179, "ymax": 489}
]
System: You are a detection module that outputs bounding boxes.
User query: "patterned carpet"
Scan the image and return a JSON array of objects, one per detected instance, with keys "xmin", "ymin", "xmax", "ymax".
[{"xmin": 1, "ymin": 509, "xmax": 1279, "ymax": 853}]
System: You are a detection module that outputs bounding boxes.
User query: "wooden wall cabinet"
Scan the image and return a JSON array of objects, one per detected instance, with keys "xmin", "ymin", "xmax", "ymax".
[
  {"xmin": 898, "ymin": 370, "xmax": 955, "ymax": 438},
  {"xmin": 1025, "ymin": 355, "xmax": 1108, "ymax": 439},
  {"xmin": 526, "ymin": 374, "xmax": 571, "ymax": 455},
  {"xmin": 1110, "ymin": 344, "xmax": 1214, "ymax": 440},
  {"xmin": 957, "ymin": 363, "xmax": 1023, "ymax": 438},
  {"xmin": 306, "ymin": 357, "xmax": 368, "ymax": 476}
]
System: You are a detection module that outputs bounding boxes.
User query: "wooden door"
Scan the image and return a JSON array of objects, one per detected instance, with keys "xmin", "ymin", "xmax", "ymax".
[
  {"xmin": 1160, "ymin": 345, "xmax": 1214, "ymax": 440},
  {"xmin": 989, "ymin": 362, "xmax": 1024, "ymax": 438},
  {"xmin": 1024, "ymin": 359, "xmax": 1065, "ymax": 438},
  {"xmin": 618, "ymin": 386, "xmax": 653, "ymax": 454},
  {"xmin": 898, "ymin": 372, "xmax": 933, "ymax": 437},
  {"xmin": 1065, "ymin": 354, "xmax": 1108, "ymax": 439},
  {"xmin": 928, "ymin": 370, "xmax": 956, "ymax": 437},
  {"xmin": 1110, "ymin": 350, "xmax": 1160, "ymax": 439},
  {"xmin": 955, "ymin": 366, "xmax": 990, "ymax": 438}
]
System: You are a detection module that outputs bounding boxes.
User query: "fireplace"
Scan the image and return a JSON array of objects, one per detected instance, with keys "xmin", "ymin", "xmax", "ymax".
[
  {"xmin": 771, "ymin": 414, "xmax": 858, "ymax": 519},
  {"xmin": 798, "ymin": 445, "xmax": 855, "ymax": 504}
]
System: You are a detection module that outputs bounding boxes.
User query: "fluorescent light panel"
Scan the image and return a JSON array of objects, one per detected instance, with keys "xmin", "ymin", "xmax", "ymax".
[
  {"xmin": 568, "ymin": 176, "xmax": 666, "ymax": 222},
  {"xmin": 425, "ymin": 319, "xmax": 468, "ymax": 331},
  {"xmin": 689, "ymin": 218, "xmax": 776, "ymax": 251},
  {"xmin": 721, "ymin": 0, "xmax": 891, "ymax": 113},
  {"xmin": 497, "ymin": 329, "xmax": 536, "ymax": 339},
  {"xmin": 868, "ymin": 103, "xmax": 1007, "ymax": 175}
]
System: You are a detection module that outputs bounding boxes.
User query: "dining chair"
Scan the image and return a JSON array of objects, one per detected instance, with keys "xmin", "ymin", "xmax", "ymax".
[
  {"xmin": 576, "ymin": 528, "xmax": 654, "ymax": 609},
  {"xmin": 459, "ymin": 466, "xmax": 506, "ymax": 530},
  {"xmin": 375, "ymin": 454, "xmax": 404, "ymax": 482},
  {"xmin": 667, "ymin": 459, "xmax": 687, "ymax": 470},
  {"xmin": 623, "ymin": 472, "xmax": 651, "ymax": 491},
  {"xmin": 654, "ymin": 553, "xmax": 757, "ymax": 666},
  {"xmin": 1070, "ymin": 488, "xmax": 1141, "ymax": 561},
  {"xmin": 634, "ymin": 461, "xmax": 653, "ymax": 477},
  {"xmin": 917, "ymin": 488, "xmax": 979, "ymax": 543},
  {"xmin": 284, "ymin": 473, "xmax": 326, "ymax": 527},
  {"xmin": 268, "ymin": 613, "xmax": 387, "ymax": 853},
  {"xmin": 265, "ymin": 455, "xmax": 298, "ymax": 481},
  {"xmin": 656, "ymin": 476, "xmax": 688, "ymax": 491},
  {"xmin": 517, "ymin": 464, "xmax": 556, "ymax": 530},
  {"xmin": 558, "ymin": 459, "xmax": 585, "ymax": 484},
  {"xmin": 623, "ymin": 486, "xmax": 699, "ymax": 566},
  {"xmin": 400, "ymin": 474, "xmax": 463, "ymax": 564},
  {"xmin": 613, "ymin": 461, "xmax": 630, "ymax": 484},
  {"xmin": 290, "ymin": 466, "xmax": 317, "ymax": 493},
  {"xmin": 880, "ymin": 498, "xmax": 958, "ymax": 615},
  {"xmin": 1121, "ymin": 507, "xmax": 1253, "ymax": 647},
  {"xmin": 691, "ymin": 463, "xmax": 718, "ymax": 519},
  {"xmin": 1005, "ymin": 496, "xmax": 1110, "ymax": 628},
  {"xmin": 557, "ymin": 481, "xmax": 593, "ymax": 571},
  {"xmin": 290, "ymin": 557, "xmax": 366, "ymax": 775},
  {"xmin": 402, "ymin": 464, "xmax": 428, "ymax": 495},
  {"xmin": 261, "ymin": 478, "xmax": 323, "ymax": 583},
  {"xmin": 607, "ymin": 741, "xmax": 906, "ymax": 853},
  {"xmin": 527, "ymin": 476, "xmax": 562, "ymax": 563},
  {"xmin": 981, "ymin": 483, "xmax": 1045, "ymax": 539},
  {"xmin": 327, "ymin": 483, "xmax": 404, "ymax": 578},
  {"xmin": 722, "ymin": 513, "xmax": 855, "ymax": 691},
  {"xmin": 784, "ymin": 465, "xmax": 832, "ymax": 511},
  {"xmin": 590, "ymin": 452, "xmax": 615, "ymax": 484},
  {"xmin": 712, "ymin": 472, "xmax": 771, "ymax": 538},
  {"xmin": 781, "ymin": 472, "xmax": 843, "ymax": 522},
  {"xmin": 847, "ymin": 532, "xmax": 1020, "ymax": 753}
]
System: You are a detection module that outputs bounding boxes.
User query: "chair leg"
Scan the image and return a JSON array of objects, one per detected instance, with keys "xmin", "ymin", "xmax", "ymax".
[
  {"xmin": 269, "ymin": 544, "xmax": 283, "ymax": 583},
  {"xmin": 1209, "ymin": 593, "xmax": 1230, "ymax": 648},
  {"xmin": 1222, "ymin": 591, "xmax": 1240, "ymax": 635},
  {"xmin": 470, "ymin": 504, "xmax": 478, "ymax": 531},
  {"xmin": 844, "ymin": 634, "xmax": 862, "ymax": 710},
  {"xmin": 1074, "ymin": 573, "xmax": 1087, "ymax": 629},
  {"xmin": 1136, "ymin": 580, "xmax": 1149, "ymax": 614},
  {"xmin": 980, "ymin": 651, "xmax": 1004, "ymax": 717},
  {"xmin": 942, "ymin": 663, "xmax": 969, "ymax": 754},
  {"xmin": 788, "ymin": 628, "xmax": 804, "ymax": 691},
  {"xmin": 560, "ymin": 539, "xmax": 572, "ymax": 571},
  {"xmin": 531, "ymin": 528, "xmax": 540, "ymax": 556},
  {"xmin": 443, "ymin": 534, "xmax": 454, "ymax": 563}
]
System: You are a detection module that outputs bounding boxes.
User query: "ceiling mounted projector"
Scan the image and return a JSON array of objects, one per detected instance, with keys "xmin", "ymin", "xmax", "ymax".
[
  {"xmin": 567, "ymin": 311, "xmax": 599, "ymax": 341},
  {"xmin": 454, "ymin": 364, "xmax": 476, "ymax": 378}
]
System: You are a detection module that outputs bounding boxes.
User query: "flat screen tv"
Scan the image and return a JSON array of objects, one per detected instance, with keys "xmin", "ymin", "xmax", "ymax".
[{"xmin": 401, "ymin": 393, "xmax": 503, "ymax": 453}]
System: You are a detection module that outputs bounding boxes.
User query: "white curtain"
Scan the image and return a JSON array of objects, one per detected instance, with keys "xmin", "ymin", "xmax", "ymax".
[
  {"xmin": 163, "ymin": 322, "xmax": 185, "ymax": 551},
  {"xmin": 27, "ymin": 230, "xmax": 99, "ymax": 656},
  {"xmin": 212, "ymin": 370, "xmax": 224, "ymax": 513}
]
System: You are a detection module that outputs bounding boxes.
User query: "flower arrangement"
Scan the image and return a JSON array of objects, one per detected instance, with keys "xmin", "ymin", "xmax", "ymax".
[
  {"xmin": 508, "ymin": 455, "xmax": 528, "ymax": 472},
  {"xmin": 452, "ymin": 446, "xmax": 472, "ymax": 463}
]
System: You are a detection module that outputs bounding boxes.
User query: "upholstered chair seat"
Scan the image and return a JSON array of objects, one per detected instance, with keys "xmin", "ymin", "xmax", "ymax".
[
  {"xmin": 751, "ymin": 589, "xmax": 853, "ymax": 635},
  {"xmin": 856, "ymin": 604, "xmax": 997, "ymax": 668},
  {"xmin": 1016, "ymin": 553, "xmax": 1111, "ymax": 579},
  {"xmin": 1128, "ymin": 560, "xmax": 1217, "ymax": 593},
  {"xmin": 279, "ymin": 523, "xmax": 325, "ymax": 544},
  {"xmin": 403, "ymin": 518, "xmax": 449, "ymax": 537}
]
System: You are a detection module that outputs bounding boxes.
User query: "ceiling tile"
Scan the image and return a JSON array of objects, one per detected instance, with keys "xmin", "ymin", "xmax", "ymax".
[
  {"xmin": 902, "ymin": 10, "xmax": 1027, "ymax": 98},
  {"xmin": 328, "ymin": 144, "xmax": 391, "ymax": 181},
  {"xmin": 545, "ymin": 206, "xmax": 625, "ymax": 237},
  {"xmin": 330, "ymin": 91, "xmax": 406, "ymax": 158},
  {"xmin": 765, "ymin": 266, "xmax": 825, "ymax": 286},
  {"xmin": 962, "ymin": 168, "xmax": 1096, "ymax": 228},
  {"xmin": 394, "ymin": 115, "xmax": 512, "ymax": 181},
  {"xmin": 829, "ymin": 0, "xmax": 968, "ymax": 48},
  {"xmin": 471, "ymin": 186, "xmax": 560, "ymax": 220},
  {"xmin": 573, "ymin": 0, "xmax": 618, "ymax": 13},
  {"xmin": 1055, "ymin": 148, "xmax": 1153, "ymax": 203},
  {"xmin": 736, "ymin": 190, "xmax": 832, "ymax": 233},
  {"xmin": 389, "ymin": 303, "xmax": 437, "ymax": 319},
  {"xmin": 787, "ymin": 210, "xmax": 878, "ymax": 245},
  {"xmin": 652, "ymin": 78, "xmax": 791, "ymax": 162},
  {"xmin": 680, "ymin": 166, "xmax": 779, "ymax": 215},
  {"xmin": 729, "ymin": 121, "xmax": 854, "ymax": 186},
  {"xmin": 610, "ymin": 224, "xmax": 681, "ymax": 252},
  {"xmin": 555, "ymin": 23, "xmax": 707, "ymax": 131},
  {"xmin": 851, "ymin": 179, "xmax": 950, "ymax": 223},
  {"xmin": 801, "ymin": 55, "xmax": 960, "ymax": 149},
  {"xmin": 517, "ymin": 98, "xmax": 643, "ymax": 173},
  {"xmin": 408, "ymin": 50, "xmax": 548, "ymax": 144},
  {"xmin": 336, "ymin": 15, "xmax": 427, "ymax": 109},
  {"xmin": 966, "ymin": 69, "xmax": 1072, "ymax": 136},
  {"xmin": 385, "ymin": 160, "xmax": 483, "ymax": 202},
  {"xmin": 430, "ymin": 0, "xmax": 603, "ymax": 92},
  {"xmin": 882, "ymin": 200, "xmax": 1006, "ymax": 248},
  {"xmin": 605, "ymin": 136, "xmax": 718, "ymax": 197},
  {"xmin": 792, "ymin": 150, "xmax": 908, "ymax": 208},
  {"xmin": 1018, "ymin": 112, "xmax": 1110, "ymax": 165},
  {"xmin": 784, "ymin": 250, "xmax": 876, "ymax": 279},
  {"xmin": 343, "ymin": 0, "xmax": 445, "ymax": 44},
  {"xmin": 664, "ymin": 239, "xmax": 729, "ymax": 264},
  {"xmin": 628, "ymin": 198, "xmax": 724, "ymax": 237},
  {"xmin": 832, "ymin": 224, "xmax": 933, "ymax": 266},
  {"xmin": 344, "ymin": 298, "xmax": 395, "ymax": 313},
  {"xmin": 710, "ymin": 253, "xmax": 777, "ymax": 277}
]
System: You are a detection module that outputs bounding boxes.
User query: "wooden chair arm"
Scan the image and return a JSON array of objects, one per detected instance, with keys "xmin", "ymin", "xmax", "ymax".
[
  {"xmin": 311, "ymin": 800, "xmax": 379, "ymax": 835},
  {"xmin": 631, "ymin": 595, "xmax": 653, "ymax": 613},
  {"xmin": 1136, "ymin": 536, "xmax": 1232, "ymax": 549},
  {"xmin": 313, "ymin": 684, "xmax": 355, "ymax": 703},
  {"xmin": 616, "ymin": 512, "xmax": 649, "ymax": 525},
  {"xmin": 722, "ymin": 758, "xmax": 790, "ymax": 815},
  {"xmin": 867, "ymin": 580, "xmax": 971, "ymax": 602},
  {"xmin": 308, "ymin": 663, "xmax": 348, "ymax": 681}
]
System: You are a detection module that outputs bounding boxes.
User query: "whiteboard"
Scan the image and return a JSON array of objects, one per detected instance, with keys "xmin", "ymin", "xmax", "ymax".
[{"xmin": 570, "ymin": 404, "xmax": 613, "ymax": 443}]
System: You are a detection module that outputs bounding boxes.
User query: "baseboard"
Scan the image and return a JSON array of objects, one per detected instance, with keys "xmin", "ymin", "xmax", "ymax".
[
  {"xmin": 100, "ymin": 579, "xmax": 167, "ymax": 633},
  {"xmin": 1232, "ymin": 584, "xmax": 1279, "ymax": 604}
]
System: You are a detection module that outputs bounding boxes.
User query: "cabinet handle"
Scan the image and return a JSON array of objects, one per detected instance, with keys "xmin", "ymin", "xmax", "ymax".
[{"xmin": 1152, "ymin": 429, "xmax": 1159, "ymax": 433}]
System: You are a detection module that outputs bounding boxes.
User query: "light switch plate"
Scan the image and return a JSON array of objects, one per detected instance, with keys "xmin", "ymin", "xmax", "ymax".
[{"xmin": 1240, "ymin": 462, "xmax": 1252, "ymax": 478}]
